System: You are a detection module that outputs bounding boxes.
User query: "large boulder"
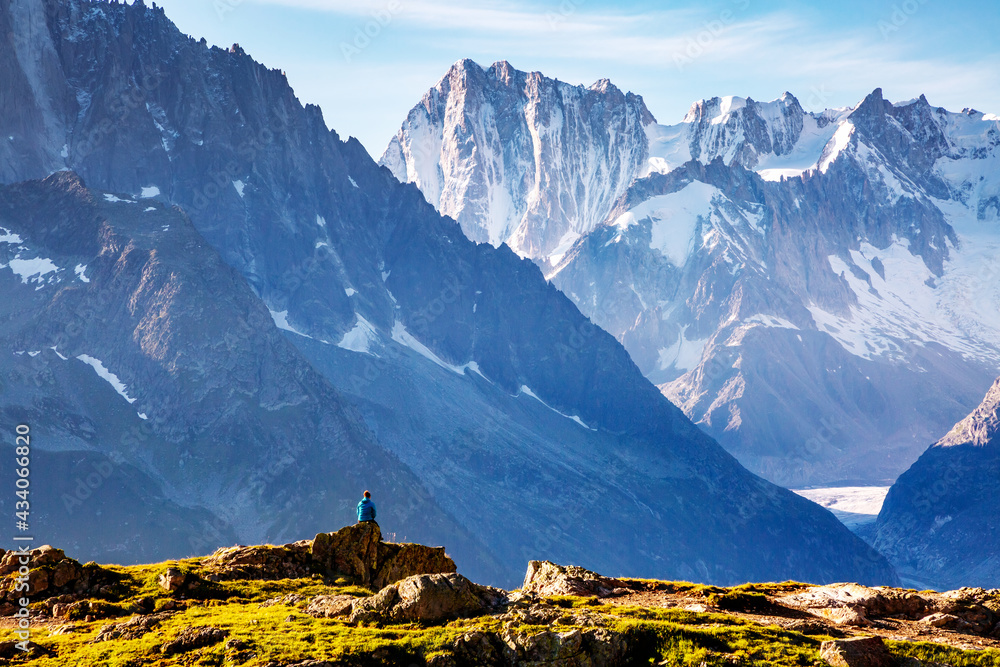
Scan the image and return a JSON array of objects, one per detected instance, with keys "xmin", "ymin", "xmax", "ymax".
[
  {"xmin": 312, "ymin": 523, "xmax": 456, "ymax": 587},
  {"xmin": 349, "ymin": 573, "xmax": 507, "ymax": 624},
  {"xmin": 820, "ymin": 637, "xmax": 895, "ymax": 667},
  {"xmin": 520, "ymin": 561, "xmax": 630, "ymax": 598},
  {"xmin": 374, "ymin": 542, "xmax": 455, "ymax": 590},
  {"xmin": 311, "ymin": 523, "xmax": 382, "ymax": 583}
]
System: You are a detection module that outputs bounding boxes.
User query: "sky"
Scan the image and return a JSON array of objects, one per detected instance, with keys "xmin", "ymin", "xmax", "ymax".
[{"xmin": 152, "ymin": 0, "xmax": 1000, "ymax": 158}]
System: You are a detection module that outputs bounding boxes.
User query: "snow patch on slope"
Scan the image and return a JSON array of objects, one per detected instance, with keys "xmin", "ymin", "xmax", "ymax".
[
  {"xmin": 8, "ymin": 257, "xmax": 60, "ymax": 285},
  {"xmin": 809, "ymin": 237, "xmax": 1000, "ymax": 361},
  {"xmin": 0, "ymin": 228, "xmax": 23, "ymax": 244},
  {"xmin": 519, "ymin": 385, "xmax": 595, "ymax": 430},
  {"xmin": 657, "ymin": 325, "xmax": 708, "ymax": 372},
  {"xmin": 77, "ymin": 354, "xmax": 137, "ymax": 404},
  {"xmin": 391, "ymin": 321, "xmax": 483, "ymax": 377},
  {"xmin": 612, "ymin": 181, "xmax": 718, "ymax": 266},
  {"xmin": 338, "ymin": 315, "xmax": 378, "ymax": 355},
  {"xmin": 269, "ymin": 309, "xmax": 313, "ymax": 340}
]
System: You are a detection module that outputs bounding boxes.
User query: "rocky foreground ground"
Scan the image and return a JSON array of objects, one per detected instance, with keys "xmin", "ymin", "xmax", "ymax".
[{"xmin": 0, "ymin": 525, "xmax": 998, "ymax": 666}]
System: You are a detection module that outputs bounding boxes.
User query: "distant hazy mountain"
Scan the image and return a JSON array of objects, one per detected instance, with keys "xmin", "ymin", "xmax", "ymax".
[
  {"xmin": 0, "ymin": 0, "xmax": 896, "ymax": 587},
  {"xmin": 875, "ymin": 377, "xmax": 1000, "ymax": 589},
  {"xmin": 383, "ymin": 60, "xmax": 1000, "ymax": 488}
]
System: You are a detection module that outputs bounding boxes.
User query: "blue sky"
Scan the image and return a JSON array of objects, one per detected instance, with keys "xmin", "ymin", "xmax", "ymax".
[{"xmin": 154, "ymin": 0, "xmax": 1000, "ymax": 158}]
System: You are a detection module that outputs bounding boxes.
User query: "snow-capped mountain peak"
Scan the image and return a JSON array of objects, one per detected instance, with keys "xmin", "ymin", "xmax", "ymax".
[{"xmin": 383, "ymin": 61, "xmax": 1000, "ymax": 494}]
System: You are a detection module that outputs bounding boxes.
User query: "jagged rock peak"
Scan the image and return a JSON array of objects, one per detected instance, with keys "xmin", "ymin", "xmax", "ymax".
[
  {"xmin": 938, "ymin": 377, "xmax": 1000, "ymax": 448},
  {"xmin": 850, "ymin": 87, "xmax": 890, "ymax": 120},
  {"xmin": 589, "ymin": 77, "xmax": 619, "ymax": 95}
]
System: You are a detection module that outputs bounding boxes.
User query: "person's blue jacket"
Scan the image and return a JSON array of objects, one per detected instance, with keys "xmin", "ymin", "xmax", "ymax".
[{"xmin": 357, "ymin": 497, "xmax": 376, "ymax": 522}]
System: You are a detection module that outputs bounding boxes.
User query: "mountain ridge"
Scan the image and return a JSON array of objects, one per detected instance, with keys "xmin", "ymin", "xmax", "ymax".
[
  {"xmin": 0, "ymin": 0, "xmax": 898, "ymax": 589},
  {"xmin": 383, "ymin": 58, "xmax": 1000, "ymax": 490}
]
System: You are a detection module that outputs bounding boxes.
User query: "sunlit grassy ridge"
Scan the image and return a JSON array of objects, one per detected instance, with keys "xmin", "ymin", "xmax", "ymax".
[{"xmin": 3, "ymin": 557, "xmax": 1000, "ymax": 666}]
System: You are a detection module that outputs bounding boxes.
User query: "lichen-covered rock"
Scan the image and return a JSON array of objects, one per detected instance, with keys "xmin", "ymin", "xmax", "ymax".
[
  {"xmin": 94, "ymin": 612, "xmax": 171, "ymax": 642},
  {"xmin": 203, "ymin": 542, "xmax": 312, "ymax": 581},
  {"xmin": 820, "ymin": 637, "xmax": 895, "ymax": 667},
  {"xmin": 303, "ymin": 595, "xmax": 356, "ymax": 618},
  {"xmin": 779, "ymin": 584, "xmax": 890, "ymax": 626},
  {"xmin": 520, "ymin": 561, "xmax": 630, "ymax": 598},
  {"xmin": 499, "ymin": 626, "xmax": 629, "ymax": 666},
  {"xmin": 159, "ymin": 626, "xmax": 228, "ymax": 655},
  {"xmin": 780, "ymin": 583, "xmax": 998, "ymax": 635},
  {"xmin": 349, "ymin": 573, "xmax": 507, "ymax": 624}
]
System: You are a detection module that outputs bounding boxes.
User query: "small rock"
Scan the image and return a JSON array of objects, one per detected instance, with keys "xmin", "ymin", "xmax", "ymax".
[
  {"xmin": 0, "ymin": 640, "xmax": 52, "ymax": 658},
  {"xmin": 158, "ymin": 567, "xmax": 185, "ymax": 592},
  {"xmin": 224, "ymin": 637, "xmax": 251, "ymax": 651},
  {"xmin": 304, "ymin": 594, "xmax": 356, "ymax": 618},
  {"xmin": 259, "ymin": 593, "xmax": 306, "ymax": 608},
  {"xmin": 49, "ymin": 624, "xmax": 79, "ymax": 636},
  {"xmin": 33, "ymin": 545, "xmax": 65, "ymax": 565},
  {"xmin": 820, "ymin": 637, "xmax": 895, "ymax": 667},
  {"xmin": 159, "ymin": 626, "xmax": 228, "ymax": 655},
  {"xmin": 919, "ymin": 612, "xmax": 973, "ymax": 631},
  {"xmin": 28, "ymin": 568, "xmax": 50, "ymax": 594},
  {"xmin": 425, "ymin": 652, "xmax": 457, "ymax": 667},
  {"xmin": 94, "ymin": 613, "xmax": 170, "ymax": 642}
]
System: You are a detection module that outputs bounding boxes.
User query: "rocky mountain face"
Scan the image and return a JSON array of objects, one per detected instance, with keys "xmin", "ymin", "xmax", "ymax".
[
  {"xmin": 874, "ymin": 377, "xmax": 1000, "ymax": 589},
  {"xmin": 385, "ymin": 62, "xmax": 1000, "ymax": 488},
  {"xmin": 381, "ymin": 59, "xmax": 654, "ymax": 259},
  {"xmin": 0, "ymin": 171, "xmax": 495, "ymax": 574},
  {"xmin": 0, "ymin": 0, "xmax": 898, "ymax": 588}
]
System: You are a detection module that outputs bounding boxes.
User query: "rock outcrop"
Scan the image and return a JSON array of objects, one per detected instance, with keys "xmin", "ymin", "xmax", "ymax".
[
  {"xmin": 206, "ymin": 523, "xmax": 455, "ymax": 588},
  {"xmin": 520, "ymin": 561, "xmax": 630, "ymax": 598},
  {"xmin": 820, "ymin": 637, "xmax": 895, "ymax": 667},
  {"xmin": 348, "ymin": 572, "xmax": 508, "ymax": 624},
  {"xmin": 0, "ymin": 545, "xmax": 118, "ymax": 616},
  {"xmin": 779, "ymin": 583, "xmax": 999, "ymax": 636}
]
